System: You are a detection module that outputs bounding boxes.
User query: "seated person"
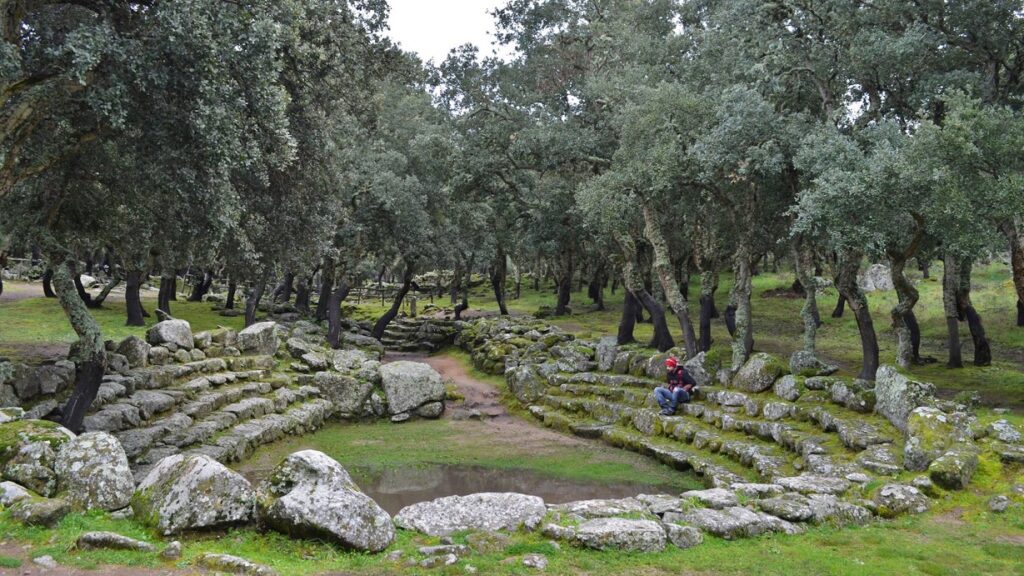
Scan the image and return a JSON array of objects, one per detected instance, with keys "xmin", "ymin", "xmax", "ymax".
[{"xmin": 654, "ymin": 357, "xmax": 697, "ymax": 416}]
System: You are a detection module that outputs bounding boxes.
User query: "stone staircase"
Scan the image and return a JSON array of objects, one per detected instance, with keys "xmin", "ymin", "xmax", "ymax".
[
  {"xmin": 527, "ymin": 370, "xmax": 903, "ymax": 491},
  {"xmin": 84, "ymin": 354, "xmax": 332, "ymax": 482},
  {"xmin": 380, "ymin": 317, "xmax": 457, "ymax": 353}
]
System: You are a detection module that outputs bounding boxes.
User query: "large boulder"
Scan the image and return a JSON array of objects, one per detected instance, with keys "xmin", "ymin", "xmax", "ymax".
[
  {"xmin": 394, "ymin": 492, "xmax": 546, "ymax": 536},
  {"xmin": 874, "ymin": 366, "xmax": 936, "ymax": 432},
  {"xmin": 10, "ymin": 496, "xmax": 70, "ymax": 527},
  {"xmin": 313, "ymin": 372, "xmax": 374, "ymax": 419},
  {"xmin": 595, "ymin": 337, "xmax": 618, "ymax": 372},
  {"xmin": 507, "ymin": 365, "xmax": 547, "ymax": 404},
  {"xmin": 928, "ymin": 445, "xmax": 980, "ymax": 490},
  {"xmin": 379, "ymin": 361, "xmax": 445, "ymax": 416},
  {"xmin": 0, "ymin": 480, "xmax": 33, "ymax": 506},
  {"xmin": 573, "ymin": 518, "xmax": 666, "ymax": 552},
  {"xmin": 788, "ymin": 351, "xmax": 838, "ymax": 377},
  {"xmin": 859, "ymin": 263, "xmax": 894, "ymax": 292},
  {"xmin": 732, "ymin": 353, "xmax": 787, "ymax": 393},
  {"xmin": 903, "ymin": 406, "xmax": 958, "ymax": 471},
  {"xmin": 53, "ymin": 432, "xmax": 134, "ymax": 511},
  {"xmin": 132, "ymin": 454, "xmax": 255, "ymax": 535},
  {"xmin": 664, "ymin": 506, "xmax": 799, "ymax": 539},
  {"xmin": 257, "ymin": 450, "xmax": 394, "ymax": 552},
  {"xmin": 3, "ymin": 441, "xmax": 57, "ymax": 496},
  {"xmin": 873, "ymin": 483, "xmax": 929, "ymax": 518},
  {"xmin": 987, "ymin": 420, "xmax": 1022, "ymax": 443},
  {"xmin": 683, "ymin": 352, "xmax": 716, "ymax": 388},
  {"xmin": 116, "ymin": 336, "xmax": 150, "ymax": 369},
  {"xmin": 237, "ymin": 322, "xmax": 280, "ymax": 356},
  {"xmin": 146, "ymin": 320, "xmax": 194, "ymax": 351}
]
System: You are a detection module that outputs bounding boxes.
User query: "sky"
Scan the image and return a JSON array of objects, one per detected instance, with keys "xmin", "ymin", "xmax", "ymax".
[{"xmin": 386, "ymin": 0, "xmax": 509, "ymax": 63}]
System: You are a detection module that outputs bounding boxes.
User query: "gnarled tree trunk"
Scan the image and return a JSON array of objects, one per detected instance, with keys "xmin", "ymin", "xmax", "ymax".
[
  {"xmin": 943, "ymin": 253, "xmax": 962, "ymax": 368},
  {"xmin": 698, "ymin": 270, "xmax": 716, "ymax": 352},
  {"xmin": 327, "ymin": 280, "xmax": 351, "ymax": 349},
  {"xmin": 157, "ymin": 272, "xmax": 175, "ymax": 316},
  {"xmin": 554, "ymin": 250, "xmax": 573, "ymax": 316},
  {"xmin": 273, "ymin": 272, "xmax": 295, "ymax": 304},
  {"xmin": 643, "ymin": 204, "xmax": 696, "ymax": 358},
  {"xmin": 793, "ymin": 238, "xmax": 820, "ymax": 355},
  {"xmin": 836, "ymin": 251, "xmax": 879, "ymax": 380},
  {"xmin": 887, "ymin": 220, "xmax": 924, "ymax": 368},
  {"xmin": 188, "ymin": 270, "xmax": 214, "ymax": 302},
  {"xmin": 295, "ymin": 275, "xmax": 311, "ymax": 315},
  {"xmin": 956, "ymin": 257, "xmax": 991, "ymax": 366},
  {"xmin": 489, "ymin": 245, "xmax": 508, "ymax": 315},
  {"xmin": 1000, "ymin": 219, "xmax": 1024, "ymax": 327},
  {"xmin": 225, "ymin": 279, "xmax": 237, "ymax": 310},
  {"xmin": 617, "ymin": 290, "xmax": 639, "ymax": 345},
  {"xmin": 729, "ymin": 246, "xmax": 754, "ymax": 370},
  {"xmin": 125, "ymin": 270, "xmax": 145, "ymax": 326},
  {"xmin": 616, "ymin": 233, "xmax": 674, "ymax": 351},
  {"xmin": 42, "ymin": 268, "xmax": 56, "ymax": 298},
  {"xmin": 245, "ymin": 277, "xmax": 268, "ymax": 327},
  {"xmin": 53, "ymin": 260, "xmax": 106, "ymax": 433},
  {"xmin": 316, "ymin": 258, "xmax": 335, "ymax": 321},
  {"xmin": 372, "ymin": 261, "xmax": 414, "ymax": 340}
]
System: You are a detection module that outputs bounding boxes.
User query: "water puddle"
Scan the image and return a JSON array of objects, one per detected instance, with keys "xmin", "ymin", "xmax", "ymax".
[{"xmin": 241, "ymin": 463, "xmax": 678, "ymax": 515}]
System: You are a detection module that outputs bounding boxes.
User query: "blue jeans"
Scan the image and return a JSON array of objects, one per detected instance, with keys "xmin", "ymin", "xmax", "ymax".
[{"xmin": 654, "ymin": 387, "xmax": 689, "ymax": 412}]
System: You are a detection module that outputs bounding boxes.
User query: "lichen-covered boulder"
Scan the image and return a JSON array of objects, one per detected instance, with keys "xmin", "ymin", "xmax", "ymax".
[
  {"xmin": 776, "ymin": 475, "xmax": 851, "ymax": 496},
  {"xmin": 132, "ymin": 454, "xmax": 255, "ymax": 535},
  {"xmin": 394, "ymin": 492, "xmax": 546, "ymax": 536},
  {"xmin": 904, "ymin": 406, "xmax": 956, "ymax": 471},
  {"xmin": 549, "ymin": 497, "xmax": 648, "ymax": 520},
  {"xmin": 874, "ymin": 366, "xmax": 936, "ymax": 432},
  {"xmin": 595, "ymin": 337, "xmax": 618, "ymax": 372},
  {"xmin": 146, "ymin": 319, "xmax": 194, "ymax": 351},
  {"xmin": 257, "ymin": 450, "xmax": 394, "ymax": 552},
  {"xmin": 756, "ymin": 493, "xmax": 814, "ymax": 522},
  {"xmin": 507, "ymin": 364, "xmax": 547, "ymax": 404},
  {"xmin": 286, "ymin": 338, "xmax": 313, "ymax": 360},
  {"xmin": 196, "ymin": 553, "xmax": 278, "ymax": 576},
  {"xmin": 683, "ymin": 352, "xmax": 715, "ymax": 387},
  {"xmin": 859, "ymin": 263, "xmax": 894, "ymax": 292},
  {"xmin": 313, "ymin": 372, "xmax": 374, "ymax": 419},
  {"xmin": 987, "ymin": 420, "xmax": 1022, "ymax": 443},
  {"xmin": 332, "ymin": 349, "xmax": 369, "ymax": 372},
  {"xmin": 664, "ymin": 523, "xmax": 703, "ymax": 549},
  {"xmin": 573, "ymin": 518, "xmax": 666, "ymax": 552},
  {"xmin": 789, "ymin": 351, "xmax": 838, "ymax": 377},
  {"xmin": 664, "ymin": 506, "xmax": 799, "ymax": 539},
  {"xmin": 873, "ymin": 483, "xmax": 929, "ymax": 518},
  {"xmin": 773, "ymin": 375, "xmax": 803, "ymax": 402},
  {"xmin": 379, "ymin": 361, "xmax": 445, "ymax": 416},
  {"xmin": 10, "ymin": 496, "xmax": 70, "ymax": 527},
  {"xmin": 54, "ymin": 432, "xmax": 134, "ymax": 511},
  {"xmin": 928, "ymin": 445, "xmax": 980, "ymax": 490},
  {"xmin": 3, "ymin": 441, "xmax": 57, "ymax": 496},
  {"xmin": 732, "ymin": 353, "xmax": 787, "ymax": 393},
  {"xmin": 237, "ymin": 322, "xmax": 280, "ymax": 356},
  {"xmin": 116, "ymin": 336, "xmax": 150, "ymax": 368},
  {"xmin": 0, "ymin": 480, "xmax": 33, "ymax": 506},
  {"xmin": 76, "ymin": 531, "xmax": 157, "ymax": 552}
]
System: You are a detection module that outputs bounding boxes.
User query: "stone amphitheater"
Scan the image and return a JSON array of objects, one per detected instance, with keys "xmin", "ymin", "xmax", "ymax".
[{"xmin": 0, "ymin": 311, "xmax": 1021, "ymax": 568}]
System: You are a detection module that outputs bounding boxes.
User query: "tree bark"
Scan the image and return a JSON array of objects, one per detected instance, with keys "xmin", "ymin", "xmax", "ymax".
[
  {"xmin": 225, "ymin": 279, "xmax": 237, "ymax": 310},
  {"xmin": 273, "ymin": 272, "xmax": 295, "ymax": 304},
  {"xmin": 316, "ymin": 258, "xmax": 335, "ymax": 321},
  {"xmin": 1000, "ymin": 219, "xmax": 1024, "ymax": 327},
  {"xmin": 836, "ymin": 252, "xmax": 879, "ymax": 380},
  {"xmin": 617, "ymin": 290, "xmax": 639, "ymax": 345},
  {"xmin": 295, "ymin": 275, "xmax": 311, "ymax": 315},
  {"xmin": 244, "ymin": 277, "xmax": 267, "ymax": 327},
  {"xmin": 729, "ymin": 246, "xmax": 754, "ymax": 370},
  {"xmin": 698, "ymin": 270, "xmax": 715, "ymax": 352},
  {"xmin": 327, "ymin": 280, "xmax": 351, "ymax": 349},
  {"xmin": 89, "ymin": 274, "xmax": 121, "ymax": 308},
  {"xmin": 372, "ymin": 262, "xmax": 414, "ymax": 340},
  {"xmin": 887, "ymin": 221, "xmax": 924, "ymax": 368},
  {"xmin": 489, "ymin": 245, "xmax": 509, "ymax": 315},
  {"xmin": 956, "ymin": 258, "xmax": 991, "ymax": 366},
  {"xmin": 157, "ymin": 272, "xmax": 175, "ymax": 316},
  {"xmin": 831, "ymin": 294, "xmax": 846, "ymax": 318},
  {"xmin": 554, "ymin": 250, "xmax": 573, "ymax": 316},
  {"xmin": 187, "ymin": 270, "xmax": 213, "ymax": 302},
  {"xmin": 53, "ymin": 260, "xmax": 106, "ymax": 433},
  {"xmin": 42, "ymin": 268, "xmax": 56, "ymax": 298},
  {"xmin": 616, "ymin": 233, "xmax": 674, "ymax": 351},
  {"xmin": 943, "ymin": 252, "xmax": 962, "ymax": 368},
  {"xmin": 125, "ymin": 270, "xmax": 145, "ymax": 326},
  {"xmin": 793, "ymin": 238, "xmax": 820, "ymax": 355},
  {"xmin": 643, "ymin": 204, "xmax": 697, "ymax": 358}
]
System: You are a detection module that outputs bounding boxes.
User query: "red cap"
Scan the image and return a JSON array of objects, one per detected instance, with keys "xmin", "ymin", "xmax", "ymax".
[{"xmin": 664, "ymin": 357, "xmax": 678, "ymax": 369}]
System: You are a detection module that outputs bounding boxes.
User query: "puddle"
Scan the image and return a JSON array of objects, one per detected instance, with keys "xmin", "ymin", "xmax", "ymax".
[{"xmin": 241, "ymin": 463, "xmax": 679, "ymax": 515}]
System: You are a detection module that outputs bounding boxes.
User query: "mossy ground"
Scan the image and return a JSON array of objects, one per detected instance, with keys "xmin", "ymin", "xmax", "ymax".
[{"xmin": 1, "ymin": 264, "xmax": 1024, "ymax": 574}]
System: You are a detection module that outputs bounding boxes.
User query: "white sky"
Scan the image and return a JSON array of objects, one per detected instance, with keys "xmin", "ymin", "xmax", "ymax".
[{"xmin": 386, "ymin": 0, "xmax": 509, "ymax": 63}]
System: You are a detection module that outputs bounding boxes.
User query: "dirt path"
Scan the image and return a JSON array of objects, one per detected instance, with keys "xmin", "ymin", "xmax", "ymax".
[
  {"xmin": 0, "ymin": 541, "xmax": 202, "ymax": 575},
  {"xmin": 384, "ymin": 352, "xmax": 586, "ymax": 450},
  {"xmin": 0, "ymin": 280, "xmax": 43, "ymax": 303}
]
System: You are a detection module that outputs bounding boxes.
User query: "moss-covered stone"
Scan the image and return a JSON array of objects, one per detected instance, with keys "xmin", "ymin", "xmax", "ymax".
[
  {"xmin": 0, "ymin": 419, "xmax": 73, "ymax": 468},
  {"xmin": 732, "ymin": 353, "xmax": 788, "ymax": 393}
]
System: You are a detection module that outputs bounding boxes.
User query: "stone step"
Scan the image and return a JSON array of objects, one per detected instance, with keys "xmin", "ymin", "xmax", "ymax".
[
  {"xmin": 543, "ymin": 394, "xmax": 813, "ymax": 481},
  {"xmin": 527, "ymin": 404, "xmax": 756, "ymax": 488}
]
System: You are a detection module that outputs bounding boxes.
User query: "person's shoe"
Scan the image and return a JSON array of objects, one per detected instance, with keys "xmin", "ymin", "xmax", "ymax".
[{"xmin": 660, "ymin": 408, "xmax": 674, "ymax": 416}]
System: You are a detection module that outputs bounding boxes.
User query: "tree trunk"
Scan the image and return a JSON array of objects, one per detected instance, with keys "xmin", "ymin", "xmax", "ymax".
[
  {"xmin": 554, "ymin": 251, "xmax": 573, "ymax": 316},
  {"xmin": 887, "ymin": 223, "xmax": 924, "ymax": 369},
  {"xmin": 1000, "ymin": 219, "xmax": 1024, "ymax": 327},
  {"xmin": 643, "ymin": 204, "xmax": 697, "ymax": 358},
  {"xmin": 52, "ymin": 260, "xmax": 106, "ymax": 433},
  {"xmin": 373, "ymin": 263, "xmax": 414, "ymax": 340},
  {"xmin": 489, "ymin": 246, "xmax": 509, "ymax": 315},
  {"xmin": 73, "ymin": 271, "xmax": 95, "ymax": 307},
  {"xmin": 188, "ymin": 270, "xmax": 213, "ymax": 302},
  {"xmin": 616, "ymin": 234, "xmax": 674, "ymax": 351},
  {"xmin": 316, "ymin": 258, "xmax": 335, "ymax": 322},
  {"xmin": 226, "ymin": 278, "xmax": 237, "ymax": 309},
  {"xmin": 90, "ymin": 274, "xmax": 121, "ymax": 308},
  {"xmin": 295, "ymin": 276, "xmax": 311, "ymax": 315},
  {"xmin": 587, "ymin": 263, "xmax": 606, "ymax": 311},
  {"xmin": 918, "ymin": 257, "xmax": 931, "ymax": 279},
  {"xmin": 327, "ymin": 281, "xmax": 351, "ymax": 349},
  {"xmin": 831, "ymin": 294, "xmax": 846, "ymax": 318},
  {"xmin": 793, "ymin": 239, "xmax": 819, "ymax": 355},
  {"xmin": 836, "ymin": 252, "xmax": 879, "ymax": 380},
  {"xmin": 42, "ymin": 268, "xmax": 56, "ymax": 298},
  {"xmin": 157, "ymin": 273, "xmax": 174, "ymax": 316},
  {"xmin": 617, "ymin": 290, "xmax": 639, "ymax": 345},
  {"xmin": 943, "ymin": 253, "xmax": 962, "ymax": 368},
  {"xmin": 245, "ymin": 278, "xmax": 267, "ymax": 327},
  {"xmin": 274, "ymin": 272, "xmax": 295, "ymax": 304},
  {"xmin": 698, "ymin": 270, "xmax": 715, "ymax": 352},
  {"xmin": 125, "ymin": 270, "xmax": 145, "ymax": 326},
  {"xmin": 956, "ymin": 258, "xmax": 991, "ymax": 366},
  {"xmin": 729, "ymin": 247, "xmax": 754, "ymax": 370}
]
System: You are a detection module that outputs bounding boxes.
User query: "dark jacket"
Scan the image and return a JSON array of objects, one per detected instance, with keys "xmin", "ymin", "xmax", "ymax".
[{"xmin": 666, "ymin": 366, "xmax": 696, "ymax": 393}]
